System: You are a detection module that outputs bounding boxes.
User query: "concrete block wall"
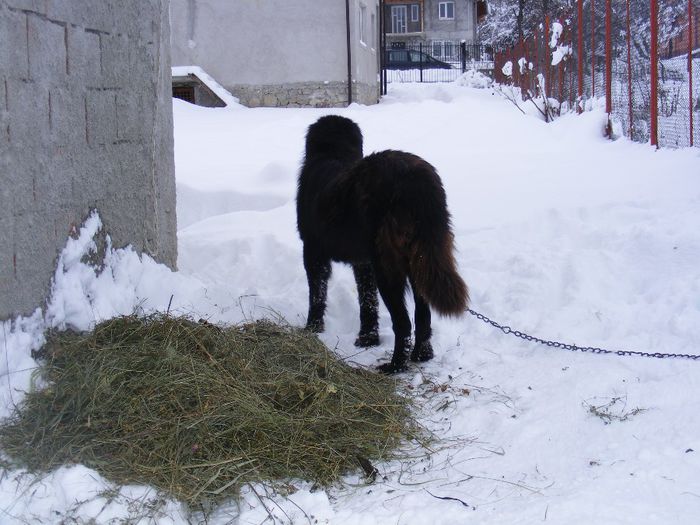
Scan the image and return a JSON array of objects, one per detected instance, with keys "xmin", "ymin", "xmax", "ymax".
[{"xmin": 0, "ymin": 0, "xmax": 177, "ymax": 319}]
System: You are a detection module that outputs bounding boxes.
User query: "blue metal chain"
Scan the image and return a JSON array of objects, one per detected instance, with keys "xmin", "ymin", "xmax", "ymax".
[{"xmin": 467, "ymin": 308, "xmax": 700, "ymax": 360}]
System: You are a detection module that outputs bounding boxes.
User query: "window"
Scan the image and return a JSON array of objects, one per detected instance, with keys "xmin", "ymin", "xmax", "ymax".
[
  {"xmin": 173, "ymin": 86, "xmax": 195, "ymax": 104},
  {"xmin": 359, "ymin": 5, "xmax": 367, "ymax": 44},
  {"xmin": 430, "ymin": 40, "xmax": 455, "ymax": 60},
  {"xmin": 391, "ymin": 5, "xmax": 407, "ymax": 33},
  {"xmin": 411, "ymin": 4, "xmax": 420, "ymax": 22},
  {"xmin": 438, "ymin": 1, "xmax": 455, "ymax": 20}
]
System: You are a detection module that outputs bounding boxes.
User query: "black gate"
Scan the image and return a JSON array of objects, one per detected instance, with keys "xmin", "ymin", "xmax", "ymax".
[{"xmin": 380, "ymin": 41, "xmax": 495, "ymax": 89}]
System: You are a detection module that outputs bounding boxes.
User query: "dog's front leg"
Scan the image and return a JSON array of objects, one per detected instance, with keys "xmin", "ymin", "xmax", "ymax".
[{"xmin": 303, "ymin": 245, "xmax": 331, "ymax": 333}]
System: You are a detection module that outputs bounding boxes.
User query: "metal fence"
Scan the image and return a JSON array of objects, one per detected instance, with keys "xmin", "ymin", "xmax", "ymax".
[
  {"xmin": 382, "ymin": 42, "xmax": 495, "ymax": 84},
  {"xmin": 493, "ymin": 0, "xmax": 699, "ymax": 149}
]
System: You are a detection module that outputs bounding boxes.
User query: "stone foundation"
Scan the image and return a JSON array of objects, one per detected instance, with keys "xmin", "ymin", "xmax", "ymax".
[{"xmin": 230, "ymin": 81, "xmax": 378, "ymax": 108}]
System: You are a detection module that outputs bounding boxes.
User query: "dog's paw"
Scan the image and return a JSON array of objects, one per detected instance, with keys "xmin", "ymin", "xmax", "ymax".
[
  {"xmin": 376, "ymin": 360, "xmax": 408, "ymax": 374},
  {"xmin": 410, "ymin": 341, "xmax": 434, "ymax": 362},
  {"xmin": 305, "ymin": 320, "xmax": 324, "ymax": 333},
  {"xmin": 355, "ymin": 331, "xmax": 380, "ymax": 348}
]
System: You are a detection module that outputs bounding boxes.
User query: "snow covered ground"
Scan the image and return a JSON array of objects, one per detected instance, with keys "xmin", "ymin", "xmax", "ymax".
[{"xmin": 2, "ymin": 79, "xmax": 700, "ymax": 524}]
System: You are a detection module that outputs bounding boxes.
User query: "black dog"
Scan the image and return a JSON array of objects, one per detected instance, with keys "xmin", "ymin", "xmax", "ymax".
[{"xmin": 296, "ymin": 115, "xmax": 468, "ymax": 373}]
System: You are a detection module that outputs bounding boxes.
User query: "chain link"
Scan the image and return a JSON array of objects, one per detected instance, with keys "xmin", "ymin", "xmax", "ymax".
[{"xmin": 467, "ymin": 308, "xmax": 700, "ymax": 361}]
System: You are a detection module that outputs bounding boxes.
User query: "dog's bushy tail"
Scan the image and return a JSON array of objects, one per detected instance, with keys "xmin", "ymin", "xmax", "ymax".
[
  {"xmin": 366, "ymin": 150, "xmax": 469, "ymax": 316},
  {"xmin": 409, "ymin": 229, "xmax": 469, "ymax": 316},
  {"xmin": 403, "ymin": 157, "xmax": 469, "ymax": 316}
]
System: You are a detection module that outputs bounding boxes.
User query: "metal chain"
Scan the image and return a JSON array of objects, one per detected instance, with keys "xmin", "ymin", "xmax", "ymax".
[{"xmin": 466, "ymin": 308, "xmax": 700, "ymax": 360}]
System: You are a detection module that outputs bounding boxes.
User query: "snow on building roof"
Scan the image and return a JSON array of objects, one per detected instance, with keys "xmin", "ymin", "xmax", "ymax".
[{"xmin": 171, "ymin": 66, "xmax": 241, "ymax": 108}]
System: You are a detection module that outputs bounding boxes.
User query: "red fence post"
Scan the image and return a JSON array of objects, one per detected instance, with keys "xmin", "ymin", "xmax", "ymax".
[
  {"xmin": 578, "ymin": 0, "xmax": 584, "ymax": 112},
  {"xmin": 605, "ymin": 0, "xmax": 612, "ymax": 117},
  {"xmin": 518, "ymin": 38, "xmax": 526, "ymax": 93},
  {"xmin": 524, "ymin": 37, "xmax": 528, "ymax": 93},
  {"xmin": 558, "ymin": 17, "xmax": 565, "ymax": 103},
  {"xmin": 545, "ymin": 15, "xmax": 551, "ymax": 98},
  {"xmin": 650, "ymin": 0, "xmax": 659, "ymax": 148},
  {"xmin": 689, "ymin": 0, "xmax": 694, "ymax": 147},
  {"xmin": 626, "ymin": 0, "xmax": 633, "ymax": 139},
  {"xmin": 534, "ymin": 27, "xmax": 540, "ymax": 94},
  {"xmin": 592, "ymin": 0, "xmax": 596, "ymax": 98},
  {"xmin": 525, "ymin": 37, "xmax": 536, "ymax": 93}
]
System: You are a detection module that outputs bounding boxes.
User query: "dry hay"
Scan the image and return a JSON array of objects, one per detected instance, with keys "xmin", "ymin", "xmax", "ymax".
[{"xmin": 0, "ymin": 315, "xmax": 423, "ymax": 506}]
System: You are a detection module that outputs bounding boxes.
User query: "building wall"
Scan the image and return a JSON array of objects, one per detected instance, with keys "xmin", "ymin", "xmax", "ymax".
[
  {"xmin": 350, "ymin": 0, "xmax": 381, "ymax": 105},
  {"xmin": 170, "ymin": 0, "xmax": 379, "ymax": 107},
  {"xmin": 385, "ymin": 0, "xmax": 478, "ymax": 44},
  {"xmin": 0, "ymin": 0, "xmax": 177, "ymax": 319},
  {"xmin": 424, "ymin": 0, "xmax": 476, "ymax": 42}
]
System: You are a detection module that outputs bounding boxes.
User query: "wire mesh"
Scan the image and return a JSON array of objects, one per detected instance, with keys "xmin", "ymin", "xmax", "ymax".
[
  {"xmin": 656, "ymin": 0, "xmax": 698, "ymax": 147},
  {"xmin": 492, "ymin": 0, "xmax": 699, "ymax": 149}
]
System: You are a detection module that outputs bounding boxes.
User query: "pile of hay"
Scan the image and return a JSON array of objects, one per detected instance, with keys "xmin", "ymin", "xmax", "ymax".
[{"xmin": 0, "ymin": 315, "xmax": 422, "ymax": 505}]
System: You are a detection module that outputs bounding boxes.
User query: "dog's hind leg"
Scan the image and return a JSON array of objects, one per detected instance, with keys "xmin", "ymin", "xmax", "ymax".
[
  {"xmin": 374, "ymin": 270, "xmax": 412, "ymax": 374},
  {"xmin": 303, "ymin": 245, "xmax": 331, "ymax": 333},
  {"xmin": 352, "ymin": 263, "xmax": 380, "ymax": 347},
  {"xmin": 410, "ymin": 284, "xmax": 434, "ymax": 363}
]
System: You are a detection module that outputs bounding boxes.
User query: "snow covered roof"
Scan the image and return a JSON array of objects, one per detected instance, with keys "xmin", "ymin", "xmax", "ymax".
[{"xmin": 171, "ymin": 66, "xmax": 240, "ymax": 108}]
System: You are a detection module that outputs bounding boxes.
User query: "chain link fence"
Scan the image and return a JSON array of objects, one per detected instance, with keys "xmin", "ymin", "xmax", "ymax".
[{"xmin": 494, "ymin": 0, "xmax": 699, "ymax": 149}]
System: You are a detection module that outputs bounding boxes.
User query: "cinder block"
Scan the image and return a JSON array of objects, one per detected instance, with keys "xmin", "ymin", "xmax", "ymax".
[
  {"xmin": 95, "ymin": 191, "xmax": 147, "ymax": 252},
  {"xmin": 12, "ymin": 210, "xmax": 56, "ymax": 305},
  {"xmin": 115, "ymin": 141, "xmax": 149, "ymax": 194},
  {"xmin": 100, "ymin": 32, "xmax": 130, "ymax": 86},
  {"xmin": 49, "ymin": 87, "xmax": 87, "ymax": 147},
  {"xmin": 82, "ymin": 0, "xmax": 156, "ymax": 40},
  {"xmin": 116, "ymin": 91, "xmax": 145, "ymax": 141},
  {"xmin": 66, "ymin": 27, "xmax": 101, "ymax": 82},
  {"xmin": 5, "ymin": 0, "xmax": 46, "ymax": 14},
  {"xmin": 0, "ymin": 8, "xmax": 30, "ymax": 77},
  {"xmin": 129, "ymin": 0, "xmax": 159, "ymax": 41},
  {"xmin": 131, "ymin": 41, "xmax": 158, "ymax": 90},
  {"xmin": 36, "ymin": 154, "xmax": 74, "ymax": 209},
  {"xmin": 6, "ymin": 78, "xmax": 49, "ymax": 145},
  {"xmin": 85, "ymin": 88, "xmax": 116, "ymax": 146},
  {"xmin": 76, "ymin": 143, "xmax": 118, "ymax": 204},
  {"xmin": 47, "ymin": 0, "xmax": 125, "ymax": 35},
  {"xmin": 50, "ymin": 207, "xmax": 82, "ymax": 244},
  {"xmin": 27, "ymin": 12, "xmax": 67, "ymax": 81},
  {"xmin": 44, "ymin": 0, "xmax": 95, "ymax": 28},
  {"xmin": 7, "ymin": 149, "xmax": 57, "ymax": 215},
  {"xmin": 0, "ymin": 212, "xmax": 16, "ymax": 300}
]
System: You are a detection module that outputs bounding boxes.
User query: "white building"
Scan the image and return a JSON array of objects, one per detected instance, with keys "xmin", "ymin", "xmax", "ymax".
[
  {"xmin": 170, "ymin": 0, "xmax": 381, "ymax": 107},
  {"xmin": 384, "ymin": 0, "xmax": 488, "ymax": 59}
]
